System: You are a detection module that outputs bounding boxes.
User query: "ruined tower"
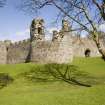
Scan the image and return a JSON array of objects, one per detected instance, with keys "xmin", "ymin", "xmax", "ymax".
[
  {"xmin": 30, "ymin": 18, "xmax": 45, "ymax": 41},
  {"xmin": 49, "ymin": 19, "xmax": 73, "ymax": 63},
  {"xmin": 52, "ymin": 19, "xmax": 71, "ymax": 42},
  {"xmin": 62, "ymin": 19, "xmax": 70, "ymax": 32},
  {"xmin": 29, "ymin": 18, "xmax": 73, "ymax": 63}
]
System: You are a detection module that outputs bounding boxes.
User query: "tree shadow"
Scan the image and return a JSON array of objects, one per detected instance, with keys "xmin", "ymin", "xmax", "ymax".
[
  {"xmin": 22, "ymin": 64, "xmax": 96, "ymax": 87},
  {"xmin": 45, "ymin": 64, "xmax": 92, "ymax": 87},
  {"xmin": 0, "ymin": 73, "xmax": 14, "ymax": 89}
]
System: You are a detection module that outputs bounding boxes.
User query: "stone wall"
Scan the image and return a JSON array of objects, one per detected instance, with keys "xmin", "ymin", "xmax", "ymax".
[
  {"xmin": 0, "ymin": 41, "xmax": 7, "ymax": 64},
  {"xmin": 49, "ymin": 32, "xmax": 73, "ymax": 63},
  {"xmin": 72, "ymin": 37, "xmax": 102, "ymax": 57},
  {"xmin": 5, "ymin": 35, "xmax": 105, "ymax": 65},
  {"xmin": 0, "ymin": 18, "xmax": 105, "ymax": 65},
  {"xmin": 30, "ymin": 32, "xmax": 73, "ymax": 64},
  {"xmin": 7, "ymin": 39, "xmax": 30, "ymax": 64},
  {"xmin": 0, "ymin": 34, "xmax": 105, "ymax": 65}
]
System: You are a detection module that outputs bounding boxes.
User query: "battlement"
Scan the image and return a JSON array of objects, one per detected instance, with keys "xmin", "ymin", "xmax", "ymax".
[
  {"xmin": 10, "ymin": 39, "xmax": 30, "ymax": 46},
  {"xmin": 0, "ymin": 18, "xmax": 104, "ymax": 64}
]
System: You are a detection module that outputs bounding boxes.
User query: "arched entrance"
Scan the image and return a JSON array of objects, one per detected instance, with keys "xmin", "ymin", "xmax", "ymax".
[
  {"xmin": 85, "ymin": 48, "xmax": 91, "ymax": 57},
  {"xmin": 38, "ymin": 27, "xmax": 42, "ymax": 34}
]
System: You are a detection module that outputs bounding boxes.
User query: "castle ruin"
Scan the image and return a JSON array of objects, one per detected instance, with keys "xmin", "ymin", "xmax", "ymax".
[{"xmin": 0, "ymin": 18, "xmax": 104, "ymax": 64}]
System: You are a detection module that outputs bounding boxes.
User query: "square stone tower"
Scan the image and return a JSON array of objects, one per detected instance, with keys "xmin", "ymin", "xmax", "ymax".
[{"xmin": 30, "ymin": 18, "xmax": 45, "ymax": 41}]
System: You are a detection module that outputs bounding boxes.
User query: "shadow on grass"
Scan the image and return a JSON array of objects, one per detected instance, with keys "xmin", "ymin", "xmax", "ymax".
[
  {"xmin": 0, "ymin": 73, "xmax": 14, "ymax": 89},
  {"xmin": 21, "ymin": 64, "xmax": 95, "ymax": 87}
]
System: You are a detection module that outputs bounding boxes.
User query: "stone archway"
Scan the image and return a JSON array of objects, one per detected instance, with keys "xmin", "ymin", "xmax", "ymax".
[
  {"xmin": 38, "ymin": 27, "xmax": 42, "ymax": 34},
  {"xmin": 6, "ymin": 47, "xmax": 8, "ymax": 52},
  {"xmin": 85, "ymin": 48, "xmax": 91, "ymax": 57}
]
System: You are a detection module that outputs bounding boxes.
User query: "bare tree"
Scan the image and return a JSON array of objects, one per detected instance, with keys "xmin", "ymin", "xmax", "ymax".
[
  {"xmin": 21, "ymin": 0, "xmax": 105, "ymax": 60},
  {"xmin": 92, "ymin": 0, "xmax": 105, "ymax": 21},
  {"xmin": 0, "ymin": 0, "xmax": 6, "ymax": 7}
]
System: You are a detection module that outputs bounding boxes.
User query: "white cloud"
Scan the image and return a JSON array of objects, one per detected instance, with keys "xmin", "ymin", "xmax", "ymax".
[
  {"xmin": 99, "ymin": 24, "xmax": 105, "ymax": 32},
  {"xmin": 45, "ymin": 27, "xmax": 60, "ymax": 40},
  {"xmin": 0, "ymin": 27, "xmax": 61, "ymax": 42},
  {"xmin": 15, "ymin": 29, "xmax": 30, "ymax": 36},
  {"xmin": 47, "ymin": 27, "xmax": 60, "ymax": 34},
  {"xmin": 0, "ymin": 28, "xmax": 30, "ymax": 42},
  {"xmin": 12, "ymin": 29, "xmax": 30, "ymax": 42}
]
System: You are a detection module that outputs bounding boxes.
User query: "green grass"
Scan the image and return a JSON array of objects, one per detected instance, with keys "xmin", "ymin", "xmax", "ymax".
[
  {"xmin": 0, "ymin": 57, "xmax": 105, "ymax": 105},
  {"xmin": 72, "ymin": 57, "xmax": 105, "ymax": 76}
]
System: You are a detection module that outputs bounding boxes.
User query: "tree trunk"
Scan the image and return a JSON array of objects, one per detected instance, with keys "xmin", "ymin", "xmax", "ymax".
[{"xmin": 94, "ymin": 37, "xmax": 105, "ymax": 60}]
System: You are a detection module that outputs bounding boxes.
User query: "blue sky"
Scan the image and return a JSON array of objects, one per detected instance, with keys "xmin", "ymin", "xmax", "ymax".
[
  {"xmin": 0, "ymin": 0, "xmax": 60, "ymax": 41},
  {"xmin": 0, "ymin": 0, "xmax": 105, "ymax": 41}
]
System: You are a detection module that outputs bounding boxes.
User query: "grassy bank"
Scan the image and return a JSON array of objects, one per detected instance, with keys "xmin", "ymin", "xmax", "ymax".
[{"xmin": 0, "ymin": 57, "xmax": 105, "ymax": 105}]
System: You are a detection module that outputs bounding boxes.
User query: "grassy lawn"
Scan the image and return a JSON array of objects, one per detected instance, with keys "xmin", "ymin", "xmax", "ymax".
[{"xmin": 0, "ymin": 57, "xmax": 105, "ymax": 105}]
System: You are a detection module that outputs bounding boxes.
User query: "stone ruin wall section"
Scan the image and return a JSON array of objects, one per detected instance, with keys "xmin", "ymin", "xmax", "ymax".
[
  {"xmin": 72, "ymin": 38, "xmax": 102, "ymax": 57},
  {"xmin": 0, "ymin": 42, "xmax": 7, "ymax": 64},
  {"xmin": 47, "ymin": 32, "xmax": 73, "ymax": 63},
  {"xmin": 30, "ymin": 32, "xmax": 73, "ymax": 64},
  {"xmin": 7, "ymin": 40, "xmax": 30, "ymax": 64}
]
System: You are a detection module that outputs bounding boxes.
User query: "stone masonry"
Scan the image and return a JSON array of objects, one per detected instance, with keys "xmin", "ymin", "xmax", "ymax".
[{"xmin": 0, "ymin": 18, "xmax": 104, "ymax": 64}]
